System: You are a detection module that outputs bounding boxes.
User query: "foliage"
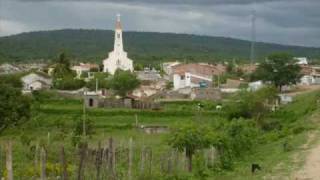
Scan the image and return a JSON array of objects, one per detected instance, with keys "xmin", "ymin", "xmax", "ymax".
[
  {"xmin": 0, "ymin": 83, "xmax": 31, "ymax": 131},
  {"xmin": 53, "ymin": 77, "xmax": 85, "ymax": 90},
  {"xmin": 168, "ymin": 122, "xmax": 213, "ymax": 171},
  {"xmin": 52, "ymin": 52, "xmax": 75, "ymax": 79},
  {"xmin": 108, "ymin": 70, "xmax": 140, "ymax": 97},
  {"xmin": 0, "ymin": 74, "xmax": 23, "ymax": 88},
  {"xmin": 1, "ymin": 30, "xmax": 320, "ymax": 64},
  {"xmin": 86, "ymin": 72, "xmax": 109, "ymax": 91},
  {"xmin": 165, "ymin": 81, "xmax": 173, "ymax": 90},
  {"xmin": 225, "ymin": 86, "xmax": 278, "ymax": 121},
  {"xmin": 253, "ymin": 53, "xmax": 302, "ymax": 90}
]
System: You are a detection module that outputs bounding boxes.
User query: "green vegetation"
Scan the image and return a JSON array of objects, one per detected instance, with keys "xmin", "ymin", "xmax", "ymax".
[
  {"xmin": 0, "ymin": 30, "xmax": 319, "ymax": 64},
  {"xmin": 108, "ymin": 70, "xmax": 140, "ymax": 96},
  {"xmin": 253, "ymin": 53, "xmax": 302, "ymax": 90},
  {"xmin": 0, "ymin": 86, "xmax": 319, "ymax": 179},
  {"xmin": 0, "ymin": 76, "xmax": 31, "ymax": 132}
]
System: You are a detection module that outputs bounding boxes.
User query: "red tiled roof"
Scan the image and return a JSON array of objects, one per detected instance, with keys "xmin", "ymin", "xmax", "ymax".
[{"xmin": 172, "ymin": 63, "xmax": 226, "ymax": 77}]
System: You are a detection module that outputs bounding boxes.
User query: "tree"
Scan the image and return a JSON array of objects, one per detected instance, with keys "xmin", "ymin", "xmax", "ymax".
[
  {"xmin": 253, "ymin": 53, "xmax": 302, "ymax": 90},
  {"xmin": 54, "ymin": 78, "xmax": 85, "ymax": 90},
  {"xmin": 108, "ymin": 70, "xmax": 140, "ymax": 97},
  {"xmin": 52, "ymin": 52, "xmax": 75, "ymax": 79},
  {"xmin": 225, "ymin": 86, "xmax": 278, "ymax": 121},
  {"xmin": 0, "ymin": 74, "xmax": 23, "ymax": 88},
  {"xmin": 86, "ymin": 72, "xmax": 109, "ymax": 91},
  {"xmin": 0, "ymin": 83, "xmax": 31, "ymax": 131},
  {"xmin": 168, "ymin": 123, "xmax": 213, "ymax": 172}
]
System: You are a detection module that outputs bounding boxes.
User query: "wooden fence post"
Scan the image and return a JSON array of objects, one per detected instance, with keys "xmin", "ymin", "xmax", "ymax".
[
  {"xmin": 35, "ymin": 141, "xmax": 39, "ymax": 170},
  {"xmin": 77, "ymin": 143, "xmax": 87, "ymax": 180},
  {"xmin": 95, "ymin": 141, "xmax": 102, "ymax": 180},
  {"xmin": 211, "ymin": 147, "xmax": 215, "ymax": 168},
  {"xmin": 128, "ymin": 138, "xmax": 133, "ymax": 180},
  {"xmin": 60, "ymin": 146, "xmax": 68, "ymax": 180},
  {"xmin": 140, "ymin": 146, "xmax": 145, "ymax": 177},
  {"xmin": 6, "ymin": 141, "xmax": 13, "ymax": 180},
  {"xmin": 148, "ymin": 148, "xmax": 153, "ymax": 176},
  {"xmin": 108, "ymin": 138, "xmax": 116, "ymax": 179},
  {"xmin": 40, "ymin": 147, "xmax": 47, "ymax": 180},
  {"xmin": 135, "ymin": 114, "xmax": 138, "ymax": 127}
]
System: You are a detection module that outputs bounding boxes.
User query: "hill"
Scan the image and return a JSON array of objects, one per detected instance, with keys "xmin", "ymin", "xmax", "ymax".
[{"xmin": 0, "ymin": 29, "xmax": 320, "ymax": 64}]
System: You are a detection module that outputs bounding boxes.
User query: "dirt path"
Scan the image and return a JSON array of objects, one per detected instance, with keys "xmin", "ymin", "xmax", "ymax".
[{"xmin": 293, "ymin": 112, "xmax": 320, "ymax": 180}]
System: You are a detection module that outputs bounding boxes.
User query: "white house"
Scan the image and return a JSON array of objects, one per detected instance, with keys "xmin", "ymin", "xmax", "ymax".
[
  {"xmin": 0, "ymin": 63, "xmax": 21, "ymax": 74},
  {"xmin": 71, "ymin": 63, "xmax": 99, "ymax": 79},
  {"xmin": 103, "ymin": 14, "xmax": 133, "ymax": 75},
  {"xmin": 300, "ymin": 75, "xmax": 315, "ymax": 85},
  {"xmin": 248, "ymin": 81, "xmax": 264, "ymax": 91},
  {"xmin": 172, "ymin": 63, "xmax": 226, "ymax": 90},
  {"xmin": 136, "ymin": 68, "xmax": 161, "ymax": 82},
  {"xmin": 21, "ymin": 72, "xmax": 52, "ymax": 91},
  {"xmin": 294, "ymin": 57, "xmax": 308, "ymax": 65},
  {"xmin": 162, "ymin": 61, "xmax": 181, "ymax": 76}
]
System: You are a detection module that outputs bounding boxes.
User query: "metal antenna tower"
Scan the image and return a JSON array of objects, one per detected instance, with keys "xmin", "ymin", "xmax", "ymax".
[{"xmin": 250, "ymin": 6, "xmax": 257, "ymax": 65}]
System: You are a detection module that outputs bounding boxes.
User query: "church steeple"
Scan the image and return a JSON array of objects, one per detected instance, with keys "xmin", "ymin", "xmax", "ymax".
[
  {"xmin": 114, "ymin": 14, "xmax": 123, "ymax": 52},
  {"xmin": 115, "ymin": 13, "xmax": 122, "ymax": 30},
  {"xmin": 103, "ymin": 14, "xmax": 133, "ymax": 75}
]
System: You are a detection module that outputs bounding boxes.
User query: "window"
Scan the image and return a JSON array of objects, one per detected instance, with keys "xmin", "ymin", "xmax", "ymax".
[
  {"xmin": 117, "ymin": 33, "xmax": 120, "ymax": 38},
  {"xmin": 181, "ymin": 75, "xmax": 185, "ymax": 80}
]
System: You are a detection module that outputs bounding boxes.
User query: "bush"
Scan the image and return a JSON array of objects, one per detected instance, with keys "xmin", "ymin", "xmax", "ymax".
[{"xmin": 54, "ymin": 78, "xmax": 85, "ymax": 90}]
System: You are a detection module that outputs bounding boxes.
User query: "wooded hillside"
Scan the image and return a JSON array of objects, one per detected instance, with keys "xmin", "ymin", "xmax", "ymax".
[{"xmin": 0, "ymin": 29, "xmax": 319, "ymax": 64}]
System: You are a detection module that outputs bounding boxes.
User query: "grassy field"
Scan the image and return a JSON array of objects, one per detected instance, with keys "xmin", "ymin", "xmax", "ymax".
[{"xmin": 0, "ymin": 90, "xmax": 319, "ymax": 179}]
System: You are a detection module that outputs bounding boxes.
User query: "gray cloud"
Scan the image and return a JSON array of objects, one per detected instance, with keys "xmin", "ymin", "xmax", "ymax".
[{"xmin": 0, "ymin": 0, "xmax": 319, "ymax": 47}]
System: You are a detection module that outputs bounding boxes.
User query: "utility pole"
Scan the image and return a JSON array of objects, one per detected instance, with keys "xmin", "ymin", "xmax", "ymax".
[
  {"xmin": 250, "ymin": 6, "xmax": 257, "ymax": 65},
  {"xmin": 82, "ymin": 88, "xmax": 87, "ymax": 137},
  {"xmin": 95, "ymin": 78, "xmax": 98, "ymax": 93}
]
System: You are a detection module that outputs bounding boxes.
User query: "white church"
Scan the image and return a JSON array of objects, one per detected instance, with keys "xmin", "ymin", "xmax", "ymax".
[{"xmin": 103, "ymin": 14, "xmax": 134, "ymax": 75}]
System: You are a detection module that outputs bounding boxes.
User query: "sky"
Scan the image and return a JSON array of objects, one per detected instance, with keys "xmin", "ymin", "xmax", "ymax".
[{"xmin": 0, "ymin": 0, "xmax": 319, "ymax": 47}]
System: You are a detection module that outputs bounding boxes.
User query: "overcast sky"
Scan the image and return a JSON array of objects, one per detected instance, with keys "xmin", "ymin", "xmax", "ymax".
[{"xmin": 0, "ymin": 0, "xmax": 319, "ymax": 47}]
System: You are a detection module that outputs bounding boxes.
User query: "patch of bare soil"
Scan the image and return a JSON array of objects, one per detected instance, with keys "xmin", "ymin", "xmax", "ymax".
[{"xmin": 293, "ymin": 113, "xmax": 320, "ymax": 180}]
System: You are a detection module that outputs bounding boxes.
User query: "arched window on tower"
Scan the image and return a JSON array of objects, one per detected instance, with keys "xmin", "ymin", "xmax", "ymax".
[
  {"xmin": 117, "ymin": 33, "xmax": 120, "ymax": 39},
  {"xmin": 117, "ymin": 59, "xmax": 121, "ymax": 66}
]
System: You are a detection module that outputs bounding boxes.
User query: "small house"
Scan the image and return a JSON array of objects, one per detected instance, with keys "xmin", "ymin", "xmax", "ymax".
[
  {"xmin": 21, "ymin": 72, "xmax": 52, "ymax": 91},
  {"xmin": 190, "ymin": 88, "xmax": 221, "ymax": 101},
  {"xmin": 172, "ymin": 63, "xmax": 226, "ymax": 90}
]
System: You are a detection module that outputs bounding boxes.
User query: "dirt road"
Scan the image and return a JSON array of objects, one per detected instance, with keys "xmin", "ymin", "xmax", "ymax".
[{"xmin": 293, "ymin": 112, "xmax": 320, "ymax": 180}]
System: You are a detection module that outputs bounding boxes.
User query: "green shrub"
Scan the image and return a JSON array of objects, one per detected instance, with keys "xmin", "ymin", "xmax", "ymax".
[{"xmin": 53, "ymin": 78, "xmax": 85, "ymax": 90}]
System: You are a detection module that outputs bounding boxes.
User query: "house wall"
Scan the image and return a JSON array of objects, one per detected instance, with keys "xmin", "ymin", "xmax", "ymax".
[
  {"xmin": 300, "ymin": 75, "xmax": 315, "ymax": 85},
  {"xmin": 174, "ymin": 72, "xmax": 212, "ymax": 90},
  {"xmin": 21, "ymin": 73, "xmax": 52, "ymax": 91},
  {"xmin": 173, "ymin": 74, "xmax": 186, "ymax": 90},
  {"xmin": 28, "ymin": 81, "xmax": 43, "ymax": 90}
]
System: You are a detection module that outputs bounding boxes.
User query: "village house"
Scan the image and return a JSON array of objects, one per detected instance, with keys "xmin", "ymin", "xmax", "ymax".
[
  {"xmin": 136, "ymin": 68, "xmax": 161, "ymax": 82},
  {"xmin": 133, "ymin": 79, "xmax": 167, "ymax": 98},
  {"xmin": 248, "ymin": 80, "xmax": 264, "ymax": 91},
  {"xmin": 220, "ymin": 79, "xmax": 244, "ymax": 93},
  {"xmin": 294, "ymin": 57, "xmax": 308, "ymax": 65},
  {"xmin": 0, "ymin": 63, "xmax": 22, "ymax": 74},
  {"xmin": 71, "ymin": 63, "xmax": 99, "ymax": 79},
  {"xmin": 238, "ymin": 64, "xmax": 258, "ymax": 74},
  {"xmin": 162, "ymin": 61, "xmax": 181, "ymax": 77},
  {"xmin": 190, "ymin": 88, "xmax": 222, "ymax": 101},
  {"xmin": 21, "ymin": 72, "xmax": 52, "ymax": 91},
  {"xmin": 172, "ymin": 63, "xmax": 226, "ymax": 90},
  {"xmin": 18, "ymin": 63, "xmax": 47, "ymax": 72},
  {"xmin": 299, "ymin": 64, "xmax": 320, "ymax": 85}
]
